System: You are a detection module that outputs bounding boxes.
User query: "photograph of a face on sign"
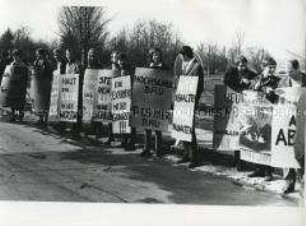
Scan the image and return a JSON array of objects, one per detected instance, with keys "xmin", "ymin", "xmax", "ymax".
[{"xmin": 0, "ymin": 0, "xmax": 304, "ymax": 225}]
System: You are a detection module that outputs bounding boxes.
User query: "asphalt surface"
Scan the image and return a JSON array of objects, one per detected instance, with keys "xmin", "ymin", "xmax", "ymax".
[{"xmin": 0, "ymin": 121, "xmax": 298, "ymax": 205}]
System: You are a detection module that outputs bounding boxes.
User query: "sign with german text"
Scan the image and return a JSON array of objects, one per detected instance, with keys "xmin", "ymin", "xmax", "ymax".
[
  {"xmin": 213, "ymin": 85, "xmax": 243, "ymax": 151},
  {"xmin": 130, "ymin": 67, "xmax": 174, "ymax": 132},
  {"xmin": 171, "ymin": 75, "xmax": 198, "ymax": 142},
  {"xmin": 59, "ymin": 74, "xmax": 79, "ymax": 122},
  {"xmin": 111, "ymin": 75, "xmax": 131, "ymax": 134},
  {"xmin": 93, "ymin": 70, "xmax": 114, "ymax": 122}
]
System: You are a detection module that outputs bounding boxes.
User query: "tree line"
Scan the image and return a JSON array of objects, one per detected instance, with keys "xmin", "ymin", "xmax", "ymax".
[{"xmin": 0, "ymin": 6, "xmax": 272, "ymax": 74}]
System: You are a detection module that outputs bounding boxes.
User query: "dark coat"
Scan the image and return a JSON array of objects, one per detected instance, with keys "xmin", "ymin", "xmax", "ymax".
[{"xmin": 223, "ymin": 66, "xmax": 257, "ymax": 93}]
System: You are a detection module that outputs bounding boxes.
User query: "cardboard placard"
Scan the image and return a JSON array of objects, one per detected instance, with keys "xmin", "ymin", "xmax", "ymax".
[
  {"xmin": 130, "ymin": 67, "xmax": 173, "ymax": 132},
  {"xmin": 93, "ymin": 70, "xmax": 114, "ymax": 122},
  {"xmin": 59, "ymin": 74, "xmax": 79, "ymax": 122},
  {"xmin": 213, "ymin": 85, "xmax": 243, "ymax": 151},
  {"xmin": 111, "ymin": 75, "xmax": 131, "ymax": 134},
  {"xmin": 48, "ymin": 71, "xmax": 61, "ymax": 121},
  {"xmin": 82, "ymin": 69, "xmax": 98, "ymax": 123},
  {"xmin": 171, "ymin": 75, "xmax": 198, "ymax": 142}
]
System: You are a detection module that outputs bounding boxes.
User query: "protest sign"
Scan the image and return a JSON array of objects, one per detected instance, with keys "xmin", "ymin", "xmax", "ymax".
[
  {"xmin": 238, "ymin": 91, "xmax": 273, "ymax": 166},
  {"xmin": 238, "ymin": 88, "xmax": 305, "ymax": 168},
  {"xmin": 48, "ymin": 71, "xmax": 61, "ymax": 121},
  {"xmin": 59, "ymin": 74, "xmax": 79, "ymax": 122},
  {"xmin": 82, "ymin": 69, "xmax": 98, "ymax": 123},
  {"xmin": 130, "ymin": 67, "xmax": 173, "ymax": 132},
  {"xmin": 111, "ymin": 75, "xmax": 131, "ymax": 134},
  {"xmin": 213, "ymin": 85, "xmax": 243, "ymax": 151},
  {"xmin": 171, "ymin": 75, "xmax": 198, "ymax": 142},
  {"xmin": 82, "ymin": 69, "xmax": 118, "ymax": 123},
  {"xmin": 93, "ymin": 69, "xmax": 114, "ymax": 122}
]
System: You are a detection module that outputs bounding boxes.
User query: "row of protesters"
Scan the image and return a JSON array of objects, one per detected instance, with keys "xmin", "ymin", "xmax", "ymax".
[
  {"xmin": 0, "ymin": 49, "xmax": 29, "ymax": 121},
  {"xmin": 223, "ymin": 55, "xmax": 305, "ymax": 193}
]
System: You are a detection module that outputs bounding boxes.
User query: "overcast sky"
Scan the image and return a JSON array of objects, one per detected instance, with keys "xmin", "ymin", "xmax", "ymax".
[{"xmin": 0, "ymin": 0, "xmax": 304, "ymax": 63}]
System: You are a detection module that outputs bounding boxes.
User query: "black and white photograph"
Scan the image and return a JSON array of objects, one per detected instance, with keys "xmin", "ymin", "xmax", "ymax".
[{"xmin": 0, "ymin": 0, "xmax": 305, "ymax": 225}]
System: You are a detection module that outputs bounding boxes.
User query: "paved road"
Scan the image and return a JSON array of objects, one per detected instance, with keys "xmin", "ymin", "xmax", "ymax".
[{"xmin": 0, "ymin": 122, "xmax": 298, "ymax": 205}]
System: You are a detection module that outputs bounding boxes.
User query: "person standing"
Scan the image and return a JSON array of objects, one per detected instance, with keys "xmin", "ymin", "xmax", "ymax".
[
  {"xmin": 277, "ymin": 59, "xmax": 305, "ymax": 193},
  {"xmin": 223, "ymin": 55, "xmax": 257, "ymax": 170},
  {"xmin": 0, "ymin": 50, "xmax": 11, "ymax": 84},
  {"xmin": 140, "ymin": 47, "xmax": 167, "ymax": 158},
  {"xmin": 32, "ymin": 48, "xmax": 55, "ymax": 125},
  {"xmin": 223, "ymin": 55, "xmax": 257, "ymax": 93},
  {"xmin": 116, "ymin": 52, "xmax": 136, "ymax": 150},
  {"xmin": 175, "ymin": 46, "xmax": 204, "ymax": 168},
  {"xmin": 247, "ymin": 57, "xmax": 280, "ymax": 181},
  {"xmin": 0, "ymin": 49, "xmax": 28, "ymax": 121},
  {"xmin": 65, "ymin": 48, "xmax": 83, "ymax": 136}
]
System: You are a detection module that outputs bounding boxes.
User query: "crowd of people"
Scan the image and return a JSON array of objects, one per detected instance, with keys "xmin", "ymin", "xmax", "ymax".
[{"xmin": 0, "ymin": 44, "xmax": 304, "ymax": 194}]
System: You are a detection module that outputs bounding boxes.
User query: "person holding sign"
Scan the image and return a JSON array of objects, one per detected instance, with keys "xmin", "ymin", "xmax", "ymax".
[
  {"xmin": 223, "ymin": 55, "xmax": 257, "ymax": 93},
  {"xmin": 246, "ymin": 57, "xmax": 279, "ymax": 181},
  {"xmin": 175, "ymin": 46, "xmax": 204, "ymax": 168},
  {"xmin": 65, "ymin": 48, "xmax": 83, "ymax": 135},
  {"xmin": 140, "ymin": 47, "xmax": 167, "ymax": 157},
  {"xmin": 32, "ymin": 48, "xmax": 55, "ymax": 125},
  {"xmin": 116, "ymin": 52, "xmax": 136, "ymax": 150},
  {"xmin": 0, "ymin": 49, "xmax": 29, "ymax": 122}
]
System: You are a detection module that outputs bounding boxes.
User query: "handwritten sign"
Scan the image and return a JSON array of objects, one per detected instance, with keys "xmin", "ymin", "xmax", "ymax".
[
  {"xmin": 48, "ymin": 70, "xmax": 61, "ymax": 121},
  {"xmin": 111, "ymin": 75, "xmax": 131, "ymax": 134},
  {"xmin": 59, "ymin": 74, "xmax": 79, "ymax": 122},
  {"xmin": 93, "ymin": 70, "xmax": 114, "ymax": 122},
  {"xmin": 213, "ymin": 85, "xmax": 243, "ymax": 151},
  {"xmin": 82, "ymin": 69, "xmax": 118, "ymax": 123},
  {"xmin": 130, "ymin": 67, "xmax": 173, "ymax": 132},
  {"xmin": 171, "ymin": 75, "xmax": 198, "ymax": 142}
]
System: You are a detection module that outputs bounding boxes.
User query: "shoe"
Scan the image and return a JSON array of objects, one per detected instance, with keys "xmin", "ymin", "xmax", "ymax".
[
  {"xmin": 188, "ymin": 162, "xmax": 201, "ymax": 168},
  {"xmin": 125, "ymin": 144, "xmax": 136, "ymax": 151},
  {"xmin": 264, "ymin": 174, "xmax": 273, "ymax": 181},
  {"xmin": 140, "ymin": 150, "xmax": 152, "ymax": 157},
  {"xmin": 248, "ymin": 170, "xmax": 265, "ymax": 178},
  {"xmin": 177, "ymin": 156, "xmax": 190, "ymax": 164},
  {"xmin": 283, "ymin": 181, "xmax": 295, "ymax": 194}
]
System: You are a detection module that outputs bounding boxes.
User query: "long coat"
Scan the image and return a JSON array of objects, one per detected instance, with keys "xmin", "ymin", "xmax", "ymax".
[
  {"xmin": 31, "ymin": 58, "xmax": 54, "ymax": 115},
  {"xmin": 0, "ymin": 61, "xmax": 29, "ymax": 109}
]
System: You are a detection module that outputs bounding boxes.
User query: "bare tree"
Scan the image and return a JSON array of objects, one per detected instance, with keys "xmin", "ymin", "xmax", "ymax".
[
  {"xmin": 109, "ymin": 19, "xmax": 183, "ymax": 68},
  {"xmin": 246, "ymin": 47, "xmax": 271, "ymax": 74},
  {"xmin": 227, "ymin": 30, "xmax": 245, "ymax": 65},
  {"xmin": 58, "ymin": 6, "xmax": 111, "ymax": 65},
  {"xmin": 197, "ymin": 42, "xmax": 228, "ymax": 76}
]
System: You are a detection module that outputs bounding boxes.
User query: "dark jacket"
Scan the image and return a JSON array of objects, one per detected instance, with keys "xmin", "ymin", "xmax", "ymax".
[{"xmin": 223, "ymin": 66, "xmax": 257, "ymax": 93}]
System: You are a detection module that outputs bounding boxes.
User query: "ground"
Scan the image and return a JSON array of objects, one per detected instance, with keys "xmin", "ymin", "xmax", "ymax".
[{"xmin": 0, "ymin": 121, "xmax": 300, "ymax": 206}]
